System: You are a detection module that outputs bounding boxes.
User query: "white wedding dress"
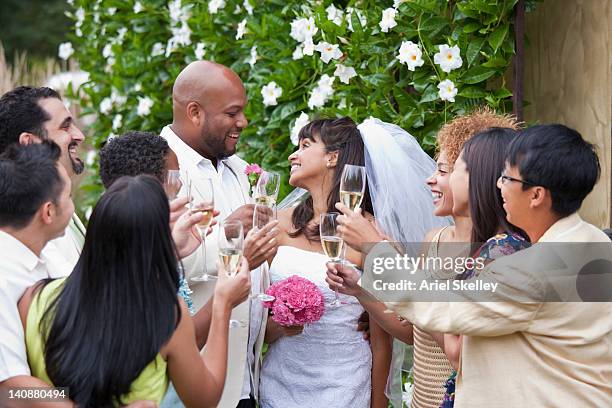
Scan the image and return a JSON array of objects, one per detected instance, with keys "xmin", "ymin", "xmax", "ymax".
[{"xmin": 259, "ymin": 246, "xmax": 372, "ymax": 408}]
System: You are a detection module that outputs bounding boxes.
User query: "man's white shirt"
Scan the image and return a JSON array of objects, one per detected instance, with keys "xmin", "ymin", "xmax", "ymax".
[
  {"xmin": 0, "ymin": 231, "xmax": 57, "ymax": 382},
  {"xmin": 161, "ymin": 125, "xmax": 267, "ymax": 404}
]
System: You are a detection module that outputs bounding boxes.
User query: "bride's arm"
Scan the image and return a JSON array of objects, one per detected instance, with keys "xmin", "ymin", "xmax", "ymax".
[{"xmin": 369, "ymin": 320, "xmax": 391, "ymax": 408}]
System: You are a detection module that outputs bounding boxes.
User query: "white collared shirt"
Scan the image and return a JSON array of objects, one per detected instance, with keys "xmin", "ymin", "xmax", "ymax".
[
  {"xmin": 41, "ymin": 214, "xmax": 85, "ymax": 278},
  {"xmin": 0, "ymin": 231, "xmax": 53, "ymax": 382}
]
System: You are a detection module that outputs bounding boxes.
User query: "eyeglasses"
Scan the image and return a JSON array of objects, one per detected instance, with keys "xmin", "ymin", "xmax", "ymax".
[{"xmin": 500, "ymin": 171, "xmax": 537, "ymax": 187}]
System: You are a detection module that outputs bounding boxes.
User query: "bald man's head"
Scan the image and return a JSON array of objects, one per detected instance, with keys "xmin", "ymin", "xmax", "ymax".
[{"xmin": 171, "ymin": 61, "xmax": 248, "ymax": 161}]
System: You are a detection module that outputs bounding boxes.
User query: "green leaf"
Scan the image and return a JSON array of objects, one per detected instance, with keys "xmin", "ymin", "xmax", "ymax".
[
  {"xmin": 463, "ymin": 22, "xmax": 481, "ymax": 33},
  {"xmin": 419, "ymin": 84, "xmax": 439, "ymax": 103},
  {"xmin": 494, "ymin": 88, "xmax": 513, "ymax": 98},
  {"xmin": 459, "ymin": 87, "xmax": 487, "ymax": 99},
  {"xmin": 462, "ymin": 66, "xmax": 497, "ymax": 84},
  {"xmin": 466, "ymin": 37, "xmax": 485, "ymax": 66},
  {"xmin": 488, "ymin": 24, "xmax": 509, "ymax": 53},
  {"xmin": 419, "ymin": 16, "xmax": 447, "ymax": 32}
]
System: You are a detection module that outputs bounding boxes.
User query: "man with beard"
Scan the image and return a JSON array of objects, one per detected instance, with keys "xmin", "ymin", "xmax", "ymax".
[
  {"xmin": 0, "ymin": 86, "xmax": 87, "ymax": 277},
  {"xmin": 160, "ymin": 61, "xmax": 278, "ymax": 408}
]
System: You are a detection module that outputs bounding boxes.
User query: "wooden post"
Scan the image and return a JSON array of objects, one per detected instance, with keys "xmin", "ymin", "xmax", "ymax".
[{"xmin": 512, "ymin": 0, "xmax": 525, "ymax": 122}]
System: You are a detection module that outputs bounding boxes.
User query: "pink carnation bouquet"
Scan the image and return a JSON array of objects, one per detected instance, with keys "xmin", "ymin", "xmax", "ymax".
[
  {"xmin": 263, "ymin": 275, "xmax": 325, "ymax": 327},
  {"xmin": 245, "ymin": 163, "xmax": 263, "ymax": 190}
]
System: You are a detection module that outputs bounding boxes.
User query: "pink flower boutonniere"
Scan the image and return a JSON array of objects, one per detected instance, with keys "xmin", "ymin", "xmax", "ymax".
[{"xmin": 245, "ymin": 163, "xmax": 263, "ymax": 190}]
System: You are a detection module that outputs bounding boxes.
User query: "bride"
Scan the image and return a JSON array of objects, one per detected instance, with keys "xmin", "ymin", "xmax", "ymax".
[{"xmin": 258, "ymin": 117, "xmax": 390, "ymax": 408}]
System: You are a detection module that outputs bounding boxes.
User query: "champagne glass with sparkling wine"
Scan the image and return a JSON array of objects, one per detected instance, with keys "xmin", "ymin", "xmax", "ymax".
[
  {"xmin": 320, "ymin": 212, "xmax": 345, "ymax": 307},
  {"xmin": 190, "ymin": 177, "xmax": 216, "ymax": 282},
  {"xmin": 164, "ymin": 170, "xmax": 182, "ymax": 200},
  {"xmin": 339, "ymin": 164, "xmax": 366, "ymax": 211},
  {"xmin": 218, "ymin": 221, "xmax": 246, "ymax": 327},
  {"xmin": 251, "ymin": 204, "xmax": 276, "ymax": 302},
  {"xmin": 254, "ymin": 171, "xmax": 281, "ymax": 206}
]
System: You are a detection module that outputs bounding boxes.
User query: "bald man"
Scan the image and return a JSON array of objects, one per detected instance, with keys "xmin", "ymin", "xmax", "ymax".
[{"xmin": 160, "ymin": 61, "xmax": 278, "ymax": 408}]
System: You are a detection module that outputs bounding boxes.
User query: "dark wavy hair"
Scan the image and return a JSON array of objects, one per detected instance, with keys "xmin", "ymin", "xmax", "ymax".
[
  {"xmin": 461, "ymin": 128, "xmax": 528, "ymax": 244},
  {"xmin": 290, "ymin": 117, "xmax": 373, "ymax": 241},
  {"xmin": 100, "ymin": 131, "xmax": 170, "ymax": 188},
  {"xmin": 40, "ymin": 175, "xmax": 181, "ymax": 407}
]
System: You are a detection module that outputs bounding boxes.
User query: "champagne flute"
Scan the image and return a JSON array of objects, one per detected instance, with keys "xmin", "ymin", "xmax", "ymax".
[
  {"xmin": 218, "ymin": 221, "xmax": 247, "ymax": 328},
  {"xmin": 254, "ymin": 170, "xmax": 281, "ymax": 206},
  {"xmin": 320, "ymin": 212, "xmax": 345, "ymax": 307},
  {"xmin": 190, "ymin": 177, "xmax": 216, "ymax": 282},
  {"xmin": 251, "ymin": 203, "xmax": 276, "ymax": 302},
  {"xmin": 164, "ymin": 170, "xmax": 182, "ymax": 200},
  {"xmin": 340, "ymin": 164, "xmax": 367, "ymax": 211}
]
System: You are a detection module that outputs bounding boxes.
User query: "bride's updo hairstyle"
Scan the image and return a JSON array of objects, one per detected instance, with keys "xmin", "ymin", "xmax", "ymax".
[{"xmin": 290, "ymin": 117, "xmax": 373, "ymax": 241}]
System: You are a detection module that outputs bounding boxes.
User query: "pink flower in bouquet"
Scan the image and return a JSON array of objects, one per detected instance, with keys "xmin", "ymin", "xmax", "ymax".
[
  {"xmin": 263, "ymin": 275, "xmax": 325, "ymax": 326},
  {"xmin": 245, "ymin": 163, "xmax": 263, "ymax": 189}
]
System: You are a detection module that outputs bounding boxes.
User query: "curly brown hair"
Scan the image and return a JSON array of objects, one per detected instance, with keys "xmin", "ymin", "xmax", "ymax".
[{"xmin": 436, "ymin": 106, "xmax": 522, "ymax": 165}]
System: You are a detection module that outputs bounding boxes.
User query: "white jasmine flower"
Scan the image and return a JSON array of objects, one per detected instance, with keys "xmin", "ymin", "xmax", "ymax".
[
  {"xmin": 137, "ymin": 96, "xmax": 154, "ymax": 116},
  {"xmin": 58, "ymin": 42, "xmax": 74, "ymax": 60},
  {"xmin": 99, "ymin": 97, "xmax": 113, "ymax": 115},
  {"xmin": 347, "ymin": 8, "xmax": 366, "ymax": 32},
  {"xmin": 397, "ymin": 40, "xmax": 424, "ymax": 71},
  {"xmin": 117, "ymin": 27, "xmax": 128, "ymax": 42},
  {"xmin": 261, "ymin": 81, "xmax": 283, "ymax": 106},
  {"xmin": 112, "ymin": 114, "xmax": 123, "ymax": 130},
  {"xmin": 67, "ymin": 0, "xmax": 74, "ymax": 5},
  {"xmin": 75, "ymin": 7, "xmax": 85, "ymax": 26},
  {"xmin": 293, "ymin": 45, "xmax": 304, "ymax": 60},
  {"xmin": 108, "ymin": 7, "xmax": 117, "ymax": 16},
  {"xmin": 248, "ymin": 45, "xmax": 258, "ymax": 67},
  {"xmin": 434, "ymin": 44, "xmax": 463, "ymax": 73},
  {"xmin": 333, "ymin": 64, "xmax": 357, "ymax": 84},
  {"xmin": 315, "ymin": 42, "xmax": 342, "ymax": 64},
  {"xmin": 110, "ymin": 89, "xmax": 127, "ymax": 105},
  {"xmin": 194, "ymin": 42, "xmax": 206, "ymax": 59},
  {"xmin": 133, "ymin": 1, "xmax": 143, "ymax": 13},
  {"xmin": 171, "ymin": 22, "xmax": 192, "ymax": 47},
  {"xmin": 133, "ymin": 83, "xmax": 142, "ymax": 92},
  {"xmin": 151, "ymin": 42, "xmax": 165, "ymax": 56},
  {"xmin": 394, "ymin": 0, "xmax": 408, "ymax": 7},
  {"xmin": 93, "ymin": 12, "xmax": 100, "ymax": 24},
  {"xmin": 208, "ymin": 0, "xmax": 226, "ymax": 14},
  {"xmin": 379, "ymin": 8, "xmax": 397, "ymax": 33},
  {"xmin": 102, "ymin": 44, "xmax": 114, "ymax": 59},
  {"xmin": 290, "ymin": 112, "xmax": 309, "ymax": 146},
  {"xmin": 75, "ymin": 27, "xmax": 82, "ymax": 37},
  {"xmin": 308, "ymin": 74, "xmax": 335, "ymax": 109},
  {"xmin": 437, "ymin": 79, "xmax": 458, "ymax": 102},
  {"xmin": 337, "ymin": 98, "xmax": 347, "ymax": 109},
  {"xmin": 290, "ymin": 17, "xmax": 318, "ymax": 43},
  {"xmin": 85, "ymin": 150, "xmax": 96, "ymax": 166},
  {"xmin": 236, "ymin": 19, "xmax": 247, "ymax": 40},
  {"xmin": 326, "ymin": 4, "xmax": 344, "ymax": 26},
  {"xmin": 243, "ymin": 0, "xmax": 253, "ymax": 15},
  {"xmin": 402, "ymin": 382, "xmax": 414, "ymax": 405},
  {"xmin": 303, "ymin": 37, "xmax": 315, "ymax": 56}
]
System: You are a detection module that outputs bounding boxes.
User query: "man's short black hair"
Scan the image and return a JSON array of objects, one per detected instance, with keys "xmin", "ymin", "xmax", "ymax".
[
  {"xmin": 0, "ymin": 141, "xmax": 63, "ymax": 229},
  {"xmin": 0, "ymin": 86, "xmax": 62, "ymax": 154},
  {"xmin": 507, "ymin": 124, "xmax": 600, "ymax": 217},
  {"xmin": 99, "ymin": 131, "xmax": 170, "ymax": 188}
]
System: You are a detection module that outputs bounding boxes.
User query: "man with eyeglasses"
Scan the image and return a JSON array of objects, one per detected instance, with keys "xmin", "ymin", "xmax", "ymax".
[{"xmin": 339, "ymin": 124, "xmax": 612, "ymax": 407}]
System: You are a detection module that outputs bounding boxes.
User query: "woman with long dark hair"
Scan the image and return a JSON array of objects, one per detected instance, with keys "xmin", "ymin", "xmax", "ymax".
[
  {"xmin": 259, "ymin": 117, "xmax": 391, "ymax": 408},
  {"xmin": 18, "ymin": 175, "xmax": 250, "ymax": 407}
]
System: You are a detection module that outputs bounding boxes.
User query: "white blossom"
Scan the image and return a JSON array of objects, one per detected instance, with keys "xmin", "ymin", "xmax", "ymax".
[
  {"xmin": 437, "ymin": 79, "xmax": 458, "ymax": 102},
  {"xmin": 110, "ymin": 89, "xmax": 127, "ymax": 105},
  {"xmin": 133, "ymin": 83, "xmax": 142, "ymax": 92},
  {"xmin": 194, "ymin": 42, "xmax": 206, "ymax": 59},
  {"xmin": 402, "ymin": 382, "xmax": 414, "ymax": 406},
  {"xmin": 152, "ymin": 42, "xmax": 165, "ymax": 56},
  {"xmin": 290, "ymin": 112, "xmax": 309, "ymax": 146},
  {"xmin": 169, "ymin": 0, "xmax": 191, "ymax": 24},
  {"xmin": 394, "ymin": 0, "xmax": 408, "ymax": 7},
  {"xmin": 112, "ymin": 114, "xmax": 123, "ymax": 130},
  {"xmin": 117, "ymin": 27, "xmax": 128, "ymax": 42},
  {"xmin": 434, "ymin": 44, "xmax": 463, "ymax": 73},
  {"xmin": 326, "ymin": 4, "xmax": 344, "ymax": 26},
  {"xmin": 133, "ymin": 1, "xmax": 143, "ymax": 13},
  {"xmin": 102, "ymin": 44, "xmax": 114, "ymax": 59},
  {"xmin": 58, "ymin": 42, "xmax": 74, "ymax": 60},
  {"xmin": 308, "ymin": 74, "xmax": 335, "ymax": 109},
  {"xmin": 208, "ymin": 0, "xmax": 226, "ymax": 14},
  {"xmin": 379, "ymin": 8, "xmax": 397, "ymax": 33},
  {"xmin": 314, "ymin": 42, "xmax": 342, "ymax": 64},
  {"xmin": 290, "ymin": 17, "xmax": 318, "ymax": 43},
  {"xmin": 75, "ymin": 27, "xmax": 83, "ymax": 37},
  {"xmin": 93, "ymin": 12, "xmax": 100, "ymax": 24},
  {"xmin": 337, "ymin": 98, "xmax": 347, "ymax": 109},
  {"xmin": 303, "ymin": 37, "xmax": 315, "ymax": 56},
  {"xmin": 397, "ymin": 40, "xmax": 424, "ymax": 71},
  {"xmin": 261, "ymin": 81, "xmax": 283, "ymax": 106},
  {"xmin": 137, "ymin": 96, "xmax": 154, "ymax": 116},
  {"xmin": 247, "ymin": 46, "xmax": 258, "ymax": 67},
  {"xmin": 67, "ymin": 0, "xmax": 74, "ymax": 5},
  {"xmin": 334, "ymin": 64, "xmax": 357, "ymax": 84},
  {"xmin": 99, "ymin": 97, "xmax": 113, "ymax": 115},
  {"xmin": 170, "ymin": 22, "xmax": 192, "ymax": 47},
  {"xmin": 236, "ymin": 19, "xmax": 247, "ymax": 40},
  {"xmin": 75, "ymin": 7, "xmax": 85, "ymax": 26},
  {"xmin": 85, "ymin": 150, "xmax": 96, "ymax": 166},
  {"xmin": 346, "ymin": 8, "xmax": 366, "ymax": 32},
  {"xmin": 243, "ymin": 0, "xmax": 253, "ymax": 15},
  {"xmin": 108, "ymin": 7, "xmax": 117, "ymax": 16},
  {"xmin": 292, "ymin": 45, "xmax": 304, "ymax": 60}
]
